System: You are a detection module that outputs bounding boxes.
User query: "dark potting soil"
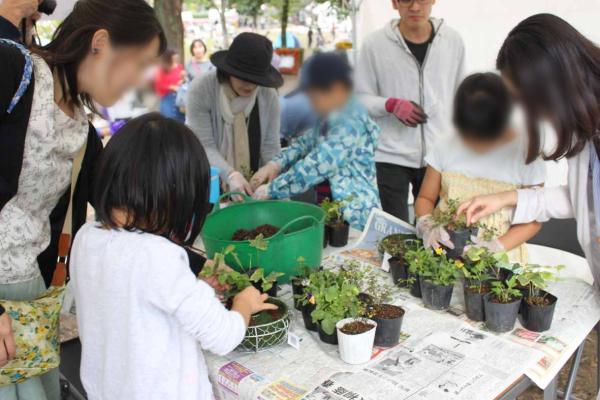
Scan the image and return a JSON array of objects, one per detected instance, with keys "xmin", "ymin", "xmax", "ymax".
[
  {"xmin": 232, "ymin": 224, "xmax": 280, "ymax": 241},
  {"xmin": 490, "ymin": 296, "xmax": 521, "ymax": 304},
  {"xmin": 373, "ymin": 304, "xmax": 405, "ymax": 319},
  {"xmin": 525, "ymin": 296, "xmax": 553, "ymax": 307},
  {"xmin": 340, "ymin": 320, "xmax": 375, "ymax": 335},
  {"xmin": 249, "ymin": 302, "xmax": 285, "ymax": 327}
]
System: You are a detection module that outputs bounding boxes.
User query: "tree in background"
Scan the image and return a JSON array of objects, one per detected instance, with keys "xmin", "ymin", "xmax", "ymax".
[
  {"xmin": 154, "ymin": 0, "xmax": 185, "ymax": 57},
  {"xmin": 236, "ymin": 0, "xmax": 263, "ymax": 30}
]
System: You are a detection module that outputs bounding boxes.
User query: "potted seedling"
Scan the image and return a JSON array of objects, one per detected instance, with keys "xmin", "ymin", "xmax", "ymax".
[
  {"xmin": 245, "ymin": 235, "xmax": 282, "ymax": 297},
  {"xmin": 420, "ymin": 248, "xmax": 460, "ymax": 310},
  {"xmin": 321, "ymin": 198, "xmax": 350, "ymax": 247},
  {"xmin": 291, "ymin": 256, "xmax": 313, "ymax": 310},
  {"xmin": 484, "ymin": 275, "xmax": 523, "ymax": 333},
  {"xmin": 461, "ymin": 247, "xmax": 497, "ymax": 321},
  {"xmin": 297, "ymin": 270, "xmax": 337, "ymax": 332},
  {"xmin": 404, "ymin": 244, "xmax": 433, "ymax": 298},
  {"xmin": 364, "ymin": 274, "xmax": 405, "ymax": 348},
  {"xmin": 336, "ymin": 317, "xmax": 377, "ymax": 364},
  {"xmin": 516, "ymin": 264, "xmax": 563, "ymax": 332},
  {"xmin": 433, "ymin": 199, "xmax": 479, "ymax": 259},
  {"xmin": 309, "ymin": 274, "xmax": 364, "ymax": 345},
  {"xmin": 380, "ymin": 234, "xmax": 417, "ymax": 287}
]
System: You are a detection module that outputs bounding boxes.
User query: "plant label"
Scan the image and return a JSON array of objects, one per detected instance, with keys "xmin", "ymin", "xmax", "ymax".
[{"xmin": 287, "ymin": 331, "xmax": 301, "ymax": 350}]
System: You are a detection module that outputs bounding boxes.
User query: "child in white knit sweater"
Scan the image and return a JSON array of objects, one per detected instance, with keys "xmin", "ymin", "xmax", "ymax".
[{"xmin": 71, "ymin": 114, "xmax": 275, "ymax": 400}]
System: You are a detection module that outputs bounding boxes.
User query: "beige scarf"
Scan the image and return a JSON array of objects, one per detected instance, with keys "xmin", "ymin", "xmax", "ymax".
[{"xmin": 219, "ymin": 83, "xmax": 258, "ymax": 172}]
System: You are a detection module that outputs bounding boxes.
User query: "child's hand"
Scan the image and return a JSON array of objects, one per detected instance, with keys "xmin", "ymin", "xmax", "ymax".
[{"xmin": 232, "ymin": 287, "xmax": 278, "ymax": 326}]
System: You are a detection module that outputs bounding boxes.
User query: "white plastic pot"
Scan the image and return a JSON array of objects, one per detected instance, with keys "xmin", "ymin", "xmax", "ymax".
[{"xmin": 336, "ymin": 318, "xmax": 377, "ymax": 365}]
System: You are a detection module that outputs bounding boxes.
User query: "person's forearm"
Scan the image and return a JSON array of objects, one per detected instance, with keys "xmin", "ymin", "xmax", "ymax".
[
  {"xmin": 415, "ymin": 196, "xmax": 435, "ymax": 218},
  {"xmin": 513, "ymin": 186, "xmax": 573, "ymax": 224},
  {"xmin": 498, "ymin": 221, "xmax": 542, "ymax": 251}
]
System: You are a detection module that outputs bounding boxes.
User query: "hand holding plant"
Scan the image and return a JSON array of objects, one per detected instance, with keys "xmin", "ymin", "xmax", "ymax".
[{"xmin": 232, "ymin": 287, "xmax": 278, "ymax": 327}]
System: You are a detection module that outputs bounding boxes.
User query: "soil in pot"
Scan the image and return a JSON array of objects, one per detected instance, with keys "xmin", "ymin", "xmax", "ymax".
[
  {"xmin": 520, "ymin": 291, "xmax": 558, "ymax": 332},
  {"xmin": 420, "ymin": 279, "xmax": 454, "ymax": 311},
  {"xmin": 301, "ymin": 303, "xmax": 318, "ymax": 332},
  {"xmin": 371, "ymin": 304, "xmax": 405, "ymax": 348},
  {"xmin": 445, "ymin": 227, "xmax": 479, "ymax": 259},
  {"xmin": 409, "ymin": 274, "xmax": 422, "ymax": 298},
  {"xmin": 339, "ymin": 320, "xmax": 375, "ymax": 335},
  {"xmin": 232, "ymin": 224, "xmax": 280, "ymax": 241},
  {"xmin": 328, "ymin": 221, "xmax": 350, "ymax": 247},
  {"xmin": 484, "ymin": 294, "xmax": 521, "ymax": 333},
  {"xmin": 463, "ymin": 284, "xmax": 490, "ymax": 322},
  {"xmin": 389, "ymin": 257, "xmax": 409, "ymax": 287},
  {"xmin": 249, "ymin": 299, "xmax": 286, "ymax": 327},
  {"xmin": 291, "ymin": 278, "xmax": 306, "ymax": 311},
  {"xmin": 318, "ymin": 323, "xmax": 339, "ymax": 345}
]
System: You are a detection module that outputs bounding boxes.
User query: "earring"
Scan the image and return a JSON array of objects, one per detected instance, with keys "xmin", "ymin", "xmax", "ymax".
[{"xmin": 91, "ymin": 48, "xmax": 98, "ymax": 55}]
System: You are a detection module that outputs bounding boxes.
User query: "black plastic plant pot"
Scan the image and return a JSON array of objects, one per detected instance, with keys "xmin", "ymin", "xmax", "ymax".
[
  {"xmin": 463, "ymin": 287, "xmax": 487, "ymax": 322},
  {"xmin": 521, "ymin": 291, "xmax": 558, "ymax": 332},
  {"xmin": 323, "ymin": 226, "xmax": 329, "ymax": 248},
  {"xmin": 372, "ymin": 305, "xmax": 405, "ymax": 348},
  {"xmin": 484, "ymin": 294, "xmax": 521, "ymax": 333},
  {"xmin": 409, "ymin": 274, "xmax": 422, "ymax": 298},
  {"xmin": 389, "ymin": 257, "xmax": 409, "ymax": 287},
  {"xmin": 317, "ymin": 323, "xmax": 339, "ymax": 345},
  {"xmin": 420, "ymin": 280, "xmax": 454, "ymax": 311},
  {"xmin": 301, "ymin": 303, "xmax": 318, "ymax": 332},
  {"xmin": 328, "ymin": 222, "xmax": 350, "ymax": 248},
  {"xmin": 445, "ymin": 227, "xmax": 479, "ymax": 259},
  {"xmin": 291, "ymin": 278, "xmax": 306, "ymax": 311}
]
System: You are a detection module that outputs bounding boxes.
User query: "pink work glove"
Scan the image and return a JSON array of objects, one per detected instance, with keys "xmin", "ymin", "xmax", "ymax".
[{"xmin": 385, "ymin": 98, "xmax": 428, "ymax": 127}]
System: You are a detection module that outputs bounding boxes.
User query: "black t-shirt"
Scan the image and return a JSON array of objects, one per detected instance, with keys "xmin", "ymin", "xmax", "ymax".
[{"xmin": 404, "ymin": 23, "xmax": 434, "ymax": 66}]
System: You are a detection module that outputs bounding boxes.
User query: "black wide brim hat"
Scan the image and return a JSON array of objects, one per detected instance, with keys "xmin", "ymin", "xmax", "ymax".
[{"xmin": 211, "ymin": 32, "xmax": 284, "ymax": 89}]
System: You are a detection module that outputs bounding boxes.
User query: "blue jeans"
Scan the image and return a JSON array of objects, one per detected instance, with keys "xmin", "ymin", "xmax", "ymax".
[
  {"xmin": 159, "ymin": 92, "xmax": 185, "ymax": 123},
  {"xmin": 0, "ymin": 277, "xmax": 59, "ymax": 400}
]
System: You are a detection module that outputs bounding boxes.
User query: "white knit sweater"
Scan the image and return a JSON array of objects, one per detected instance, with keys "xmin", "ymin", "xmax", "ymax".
[{"xmin": 70, "ymin": 223, "xmax": 246, "ymax": 400}]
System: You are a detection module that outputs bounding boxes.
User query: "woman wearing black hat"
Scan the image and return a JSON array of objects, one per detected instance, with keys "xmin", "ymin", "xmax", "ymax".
[{"xmin": 186, "ymin": 32, "xmax": 283, "ymax": 197}]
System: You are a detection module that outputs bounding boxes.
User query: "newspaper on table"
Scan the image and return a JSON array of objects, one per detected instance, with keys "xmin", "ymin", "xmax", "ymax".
[{"xmin": 205, "ymin": 209, "xmax": 600, "ymax": 399}]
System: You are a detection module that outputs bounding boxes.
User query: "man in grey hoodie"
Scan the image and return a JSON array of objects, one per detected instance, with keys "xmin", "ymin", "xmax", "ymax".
[{"xmin": 355, "ymin": 0, "xmax": 466, "ymax": 222}]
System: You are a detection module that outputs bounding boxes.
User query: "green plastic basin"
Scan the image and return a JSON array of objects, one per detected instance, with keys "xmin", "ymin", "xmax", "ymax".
[{"xmin": 201, "ymin": 193, "xmax": 325, "ymax": 283}]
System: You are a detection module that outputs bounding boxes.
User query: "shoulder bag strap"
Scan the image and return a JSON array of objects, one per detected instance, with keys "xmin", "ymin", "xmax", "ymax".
[{"xmin": 51, "ymin": 140, "xmax": 88, "ymax": 287}]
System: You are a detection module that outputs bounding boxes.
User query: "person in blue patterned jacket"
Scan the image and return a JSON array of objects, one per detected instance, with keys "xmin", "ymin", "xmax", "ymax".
[{"xmin": 251, "ymin": 52, "xmax": 381, "ymax": 230}]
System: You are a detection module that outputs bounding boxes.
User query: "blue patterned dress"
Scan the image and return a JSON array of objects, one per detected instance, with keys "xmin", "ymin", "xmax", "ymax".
[{"xmin": 268, "ymin": 97, "xmax": 381, "ymax": 230}]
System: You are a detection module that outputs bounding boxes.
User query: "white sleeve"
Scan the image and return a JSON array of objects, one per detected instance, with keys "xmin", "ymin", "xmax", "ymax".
[
  {"xmin": 521, "ymin": 158, "xmax": 547, "ymax": 186},
  {"xmin": 512, "ymin": 186, "xmax": 574, "ymax": 224},
  {"xmin": 424, "ymin": 142, "xmax": 443, "ymax": 172},
  {"xmin": 144, "ymin": 243, "xmax": 246, "ymax": 356}
]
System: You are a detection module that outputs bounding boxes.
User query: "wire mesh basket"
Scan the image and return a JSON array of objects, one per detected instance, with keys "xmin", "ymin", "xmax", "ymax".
[{"xmin": 238, "ymin": 298, "xmax": 290, "ymax": 353}]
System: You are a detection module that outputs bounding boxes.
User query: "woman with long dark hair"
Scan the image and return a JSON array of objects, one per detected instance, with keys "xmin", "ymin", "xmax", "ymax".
[
  {"xmin": 0, "ymin": 0, "xmax": 166, "ymax": 398},
  {"xmin": 458, "ymin": 14, "xmax": 600, "ymax": 286}
]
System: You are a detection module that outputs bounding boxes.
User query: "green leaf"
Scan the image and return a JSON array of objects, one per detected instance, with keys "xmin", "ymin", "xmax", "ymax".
[{"xmin": 321, "ymin": 318, "xmax": 336, "ymax": 336}]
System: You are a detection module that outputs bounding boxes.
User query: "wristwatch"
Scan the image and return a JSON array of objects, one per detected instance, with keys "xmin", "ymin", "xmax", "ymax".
[{"xmin": 0, "ymin": 304, "xmax": 5, "ymax": 316}]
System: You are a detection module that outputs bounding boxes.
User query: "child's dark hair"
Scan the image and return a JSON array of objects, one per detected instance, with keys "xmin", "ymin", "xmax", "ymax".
[
  {"xmin": 94, "ymin": 113, "xmax": 211, "ymax": 245},
  {"xmin": 453, "ymin": 73, "xmax": 513, "ymax": 140}
]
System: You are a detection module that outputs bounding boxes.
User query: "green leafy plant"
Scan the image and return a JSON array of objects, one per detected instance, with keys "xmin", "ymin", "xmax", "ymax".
[
  {"xmin": 247, "ymin": 234, "xmax": 268, "ymax": 269},
  {"xmin": 420, "ymin": 248, "xmax": 461, "ymax": 286},
  {"xmin": 403, "ymin": 244, "xmax": 435, "ymax": 286},
  {"xmin": 320, "ymin": 198, "xmax": 347, "ymax": 226},
  {"xmin": 490, "ymin": 275, "xmax": 523, "ymax": 304},
  {"xmin": 363, "ymin": 271, "xmax": 394, "ymax": 317},
  {"xmin": 294, "ymin": 256, "xmax": 313, "ymax": 281},
  {"xmin": 516, "ymin": 264, "xmax": 564, "ymax": 305},
  {"xmin": 199, "ymin": 243, "xmax": 282, "ymax": 297},
  {"xmin": 462, "ymin": 247, "xmax": 497, "ymax": 293},
  {"xmin": 432, "ymin": 198, "xmax": 470, "ymax": 230},
  {"xmin": 310, "ymin": 280, "xmax": 364, "ymax": 335}
]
